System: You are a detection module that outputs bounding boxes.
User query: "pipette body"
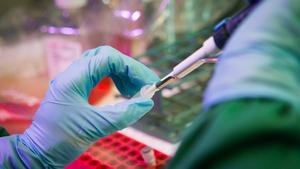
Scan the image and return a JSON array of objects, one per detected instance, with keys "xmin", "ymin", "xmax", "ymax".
[{"xmin": 155, "ymin": 37, "xmax": 220, "ymax": 91}]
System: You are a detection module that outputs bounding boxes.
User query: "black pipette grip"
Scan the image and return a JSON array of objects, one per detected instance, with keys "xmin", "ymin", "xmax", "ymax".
[{"xmin": 213, "ymin": 1, "xmax": 261, "ymax": 49}]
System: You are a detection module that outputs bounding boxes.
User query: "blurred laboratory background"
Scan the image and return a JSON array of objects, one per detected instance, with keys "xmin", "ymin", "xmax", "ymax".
[{"xmin": 0, "ymin": 0, "xmax": 245, "ymax": 168}]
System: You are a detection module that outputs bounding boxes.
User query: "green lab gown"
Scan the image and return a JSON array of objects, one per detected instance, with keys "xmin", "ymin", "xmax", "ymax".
[
  {"xmin": 167, "ymin": 0, "xmax": 300, "ymax": 168},
  {"xmin": 167, "ymin": 99, "xmax": 300, "ymax": 169}
]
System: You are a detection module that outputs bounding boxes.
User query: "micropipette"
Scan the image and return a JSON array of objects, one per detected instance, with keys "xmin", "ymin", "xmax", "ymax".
[
  {"xmin": 155, "ymin": 37, "xmax": 219, "ymax": 91},
  {"xmin": 138, "ymin": 1, "xmax": 261, "ymax": 98},
  {"xmin": 137, "ymin": 37, "xmax": 220, "ymax": 99}
]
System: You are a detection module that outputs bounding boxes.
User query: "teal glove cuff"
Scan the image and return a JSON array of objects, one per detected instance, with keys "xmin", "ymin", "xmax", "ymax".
[{"xmin": 0, "ymin": 135, "xmax": 44, "ymax": 168}]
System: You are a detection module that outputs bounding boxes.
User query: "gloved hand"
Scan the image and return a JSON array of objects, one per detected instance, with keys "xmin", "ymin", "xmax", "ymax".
[
  {"xmin": 0, "ymin": 46, "xmax": 159, "ymax": 168},
  {"xmin": 204, "ymin": 0, "xmax": 300, "ymax": 111}
]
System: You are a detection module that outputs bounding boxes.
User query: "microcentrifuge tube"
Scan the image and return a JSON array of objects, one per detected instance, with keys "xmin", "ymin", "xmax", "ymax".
[
  {"xmin": 141, "ymin": 146, "xmax": 156, "ymax": 166},
  {"xmin": 134, "ymin": 84, "xmax": 158, "ymax": 99}
]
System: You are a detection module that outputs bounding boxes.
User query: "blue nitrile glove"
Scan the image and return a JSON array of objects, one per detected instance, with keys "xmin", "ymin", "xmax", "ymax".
[
  {"xmin": 204, "ymin": 0, "xmax": 300, "ymax": 111},
  {"xmin": 0, "ymin": 46, "xmax": 159, "ymax": 168}
]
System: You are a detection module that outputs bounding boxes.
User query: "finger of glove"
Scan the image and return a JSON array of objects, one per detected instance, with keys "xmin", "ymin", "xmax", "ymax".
[
  {"xmin": 47, "ymin": 46, "xmax": 159, "ymax": 102},
  {"xmin": 87, "ymin": 97, "xmax": 154, "ymax": 136},
  {"xmin": 85, "ymin": 46, "xmax": 159, "ymax": 97}
]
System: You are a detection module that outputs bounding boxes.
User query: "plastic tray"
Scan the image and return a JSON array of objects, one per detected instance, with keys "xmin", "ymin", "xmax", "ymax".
[{"xmin": 65, "ymin": 132, "xmax": 170, "ymax": 169}]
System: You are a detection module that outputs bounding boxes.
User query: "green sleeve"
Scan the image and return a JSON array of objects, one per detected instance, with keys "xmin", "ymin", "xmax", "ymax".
[
  {"xmin": 203, "ymin": 0, "xmax": 300, "ymax": 111},
  {"xmin": 167, "ymin": 99, "xmax": 300, "ymax": 169},
  {"xmin": 0, "ymin": 126, "xmax": 9, "ymax": 137}
]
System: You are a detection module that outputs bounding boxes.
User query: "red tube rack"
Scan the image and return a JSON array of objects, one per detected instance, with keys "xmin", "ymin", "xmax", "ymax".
[{"xmin": 65, "ymin": 132, "xmax": 170, "ymax": 169}]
